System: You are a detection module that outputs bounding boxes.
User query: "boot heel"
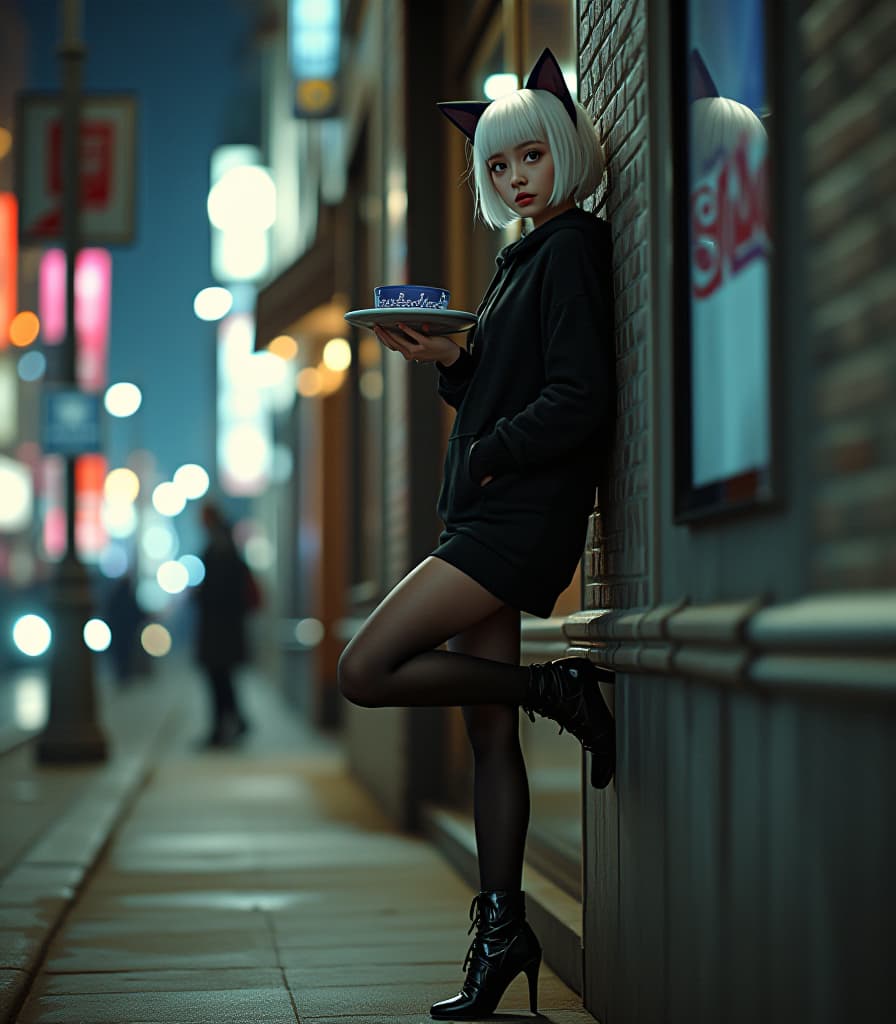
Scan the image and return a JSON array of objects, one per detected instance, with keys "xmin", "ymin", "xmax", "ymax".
[{"xmin": 524, "ymin": 955, "xmax": 541, "ymax": 1013}]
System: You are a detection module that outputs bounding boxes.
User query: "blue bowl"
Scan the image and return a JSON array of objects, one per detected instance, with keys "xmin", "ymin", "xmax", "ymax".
[{"xmin": 374, "ymin": 284, "xmax": 450, "ymax": 310}]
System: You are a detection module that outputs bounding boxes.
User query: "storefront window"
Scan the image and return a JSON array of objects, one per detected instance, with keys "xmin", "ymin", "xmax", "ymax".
[{"xmin": 674, "ymin": 0, "xmax": 773, "ymax": 519}]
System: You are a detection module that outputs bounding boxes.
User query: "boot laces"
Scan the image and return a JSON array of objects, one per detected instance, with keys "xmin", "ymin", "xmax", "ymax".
[
  {"xmin": 524, "ymin": 670, "xmax": 591, "ymax": 746},
  {"xmin": 461, "ymin": 894, "xmax": 517, "ymax": 972}
]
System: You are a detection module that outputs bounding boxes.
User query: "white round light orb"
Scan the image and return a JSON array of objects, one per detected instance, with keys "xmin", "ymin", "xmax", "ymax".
[
  {"xmin": 178, "ymin": 554, "xmax": 206, "ymax": 586},
  {"xmin": 0, "ymin": 457, "xmax": 33, "ymax": 532},
  {"xmin": 172, "ymin": 463, "xmax": 210, "ymax": 500},
  {"xmin": 104, "ymin": 467, "xmax": 140, "ymax": 504},
  {"xmin": 483, "ymin": 73, "xmax": 520, "ymax": 100},
  {"xmin": 102, "ymin": 500, "xmax": 138, "ymax": 539},
  {"xmin": 104, "ymin": 382, "xmax": 142, "ymax": 418},
  {"xmin": 152, "ymin": 482, "xmax": 186, "ymax": 517},
  {"xmin": 193, "ymin": 286, "xmax": 233, "ymax": 322},
  {"xmin": 83, "ymin": 618, "xmax": 112, "ymax": 652},
  {"xmin": 141, "ymin": 623, "xmax": 172, "ymax": 658},
  {"xmin": 142, "ymin": 523, "xmax": 178, "ymax": 561},
  {"xmin": 323, "ymin": 337, "xmax": 351, "ymax": 372},
  {"xmin": 12, "ymin": 614, "xmax": 52, "ymax": 657},
  {"xmin": 207, "ymin": 165, "xmax": 277, "ymax": 232},
  {"xmin": 251, "ymin": 350, "xmax": 289, "ymax": 388},
  {"xmin": 157, "ymin": 560, "xmax": 190, "ymax": 595},
  {"xmin": 244, "ymin": 534, "xmax": 274, "ymax": 571},
  {"xmin": 294, "ymin": 617, "xmax": 325, "ymax": 647}
]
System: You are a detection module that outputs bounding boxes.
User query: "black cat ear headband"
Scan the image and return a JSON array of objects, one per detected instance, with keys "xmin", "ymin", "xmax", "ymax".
[{"xmin": 438, "ymin": 47, "xmax": 577, "ymax": 142}]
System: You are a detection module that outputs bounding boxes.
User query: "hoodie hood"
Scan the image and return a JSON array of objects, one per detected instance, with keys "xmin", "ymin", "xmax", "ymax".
[{"xmin": 495, "ymin": 206, "xmax": 611, "ymax": 268}]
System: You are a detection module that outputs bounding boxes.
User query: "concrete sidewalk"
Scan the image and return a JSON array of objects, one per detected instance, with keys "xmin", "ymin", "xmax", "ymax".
[{"xmin": 4, "ymin": 669, "xmax": 598, "ymax": 1023}]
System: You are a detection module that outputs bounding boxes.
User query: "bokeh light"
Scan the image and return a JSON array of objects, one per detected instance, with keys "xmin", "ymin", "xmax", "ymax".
[
  {"xmin": 140, "ymin": 623, "xmax": 172, "ymax": 657},
  {"xmin": 483, "ymin": 73, "xmax": 519, "ymax": 100},
  {"xmin": 268, "ymin": 334, "xmax": 298, "ymax": 360},
  {"xmin": 173, "ymin": 463, "xmax": 210, "ymax": 500},
  {"xmin": 207, "ymin": 164, "xmax": 276, "ymax": 231},
  {"xmin": 104, "ymin": 467, "xmax": 140, "ymax": 504},
  {"xmin": 323, "ymin": 337, "xmax": 351, "ymax": 371},
  {"xmin": 12, "ymin": 615, "xmax": 52, "ymax": 657},
  {"xmin": 250, "ymin": 350, "xmax": 288, "ymax": 388},
  {"xmin": 193, "ymin": 286, "xmax": 233, "ymax": 322},
  {"xmin": 13, "ymin": 673, "xmax": 47, "ymax": 730},
  {"xmin": 157, "ymin": 560, "xmax": 190, "ymax": 595},
  {"xmin": 83, "ymin": 618, "xmax": 112, "ymax": 652},
  {"xmin": 101, "ymin": 500, "xmax": 138, "ymax": 539},
  {"xmin": 17, "ymin": 351, "xmax": 46, "ymax": 382},
  {"xmin": 294, "ymin": 618, "xmax": 325, "ymax": 647},
  {"xmin": 178, "ymin": 554, "xmax": 206, "ymax": 586},
  {"xmin": 104, "ymin": 382, "xmax": 142, "ymax": 418},
  {"xmin": 359, "ymin": 369, "xmax": 384, "ymax": 400},
  {"xmin": 244, "ymin": 534, "xmax": 274, "ymax": 571},
  {"xmin": 0, "ymin": 456, "xmax": 33, "ymax": 531},
  {"xmin": 296, "ymin": 367, "xmax": 321, "ymax": 397},
  {"xmin": 142, "ymin": 523, "xmax": 178, "ymax": 561},
  {"xmin": 152, "ymin": 481, "xmax": 186, "ymax": 517},
  {"xmin": 9, "ymin": 311, "xmax": 40, "ymax": 347},
  {"xmin": 98, "ymin": 544, "xmax": 129, "ymax": 578}
]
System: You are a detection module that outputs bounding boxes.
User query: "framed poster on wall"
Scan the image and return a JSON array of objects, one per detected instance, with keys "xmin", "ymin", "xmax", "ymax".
[{"xmin": 671, "ymin": 0, "xmax": 774, "ymax": 521}]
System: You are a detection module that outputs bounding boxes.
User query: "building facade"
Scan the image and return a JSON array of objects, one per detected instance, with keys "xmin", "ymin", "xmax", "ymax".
[{"xmin": 253, "ymin": 0, "xmax": 894, "ymax": 1019}]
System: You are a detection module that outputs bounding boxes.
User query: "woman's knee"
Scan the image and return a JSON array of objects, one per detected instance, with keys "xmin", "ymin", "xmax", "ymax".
[{"xmin": 337, "ymin": 642, "xmax": 383, "ymax": 708}]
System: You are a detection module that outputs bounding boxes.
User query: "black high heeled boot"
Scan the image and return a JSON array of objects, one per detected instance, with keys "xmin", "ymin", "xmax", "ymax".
[
  {"xmin": 523, "ymin": 657, "xmax": 616, "ymax": 788},
  {"xmin": 430, "ymin": 890, "xmax": 541, "ymax": 1020}
]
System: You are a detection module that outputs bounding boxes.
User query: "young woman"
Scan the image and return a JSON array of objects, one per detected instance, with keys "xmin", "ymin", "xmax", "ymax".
[{"xmin": 338, "ymin": 48, "xmax": 615, "ymax": 1020}]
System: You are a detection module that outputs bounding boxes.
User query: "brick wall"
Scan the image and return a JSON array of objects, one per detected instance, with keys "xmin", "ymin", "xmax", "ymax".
[
  {"xmin": 803, "ymin": 0, "xmax": 896, "ymax": 589},
  {"xmin": 580, "ymin": 0, "xmax": 651, "ymax": 611}
]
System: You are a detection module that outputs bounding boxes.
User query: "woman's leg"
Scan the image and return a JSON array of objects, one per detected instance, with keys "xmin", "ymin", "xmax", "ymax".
[
  {"xmin": 451, "ymin": 606, "xmax": 529, "ymax": 893},
  {"xmin": 337, "ymin": 557, "xmax": 528, "ymax": 708}
]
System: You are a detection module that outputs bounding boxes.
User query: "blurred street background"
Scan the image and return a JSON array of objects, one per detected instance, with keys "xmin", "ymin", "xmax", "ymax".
[{"xmin": 1, "ymin": 0, "xmax": 895, "ymax": 1022}]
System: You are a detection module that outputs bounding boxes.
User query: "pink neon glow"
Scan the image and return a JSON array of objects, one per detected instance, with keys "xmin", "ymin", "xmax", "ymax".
[
  {"xmin": 75, "ymin": 249, "xmax": 111, "ymax": 392},
  {"xmin": 38, "ymin": 249, "xmax": 66, "ymax": 345},
  {"xmin": 38, "ymin": 248, "xmax": 112, "ymax": 391}
]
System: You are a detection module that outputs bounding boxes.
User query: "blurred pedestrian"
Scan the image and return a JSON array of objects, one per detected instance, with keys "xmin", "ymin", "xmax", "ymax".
[
  {"xmin": 338, "ymin": 49, "xmax": 616, "ymax": 1020},
  {"xmin": 194, "ymin": 501, "xmax": 252, "ymax": 746},
  {"xmin": 103, "ymin": 572, "xmax": 144, "ymax": 686}
]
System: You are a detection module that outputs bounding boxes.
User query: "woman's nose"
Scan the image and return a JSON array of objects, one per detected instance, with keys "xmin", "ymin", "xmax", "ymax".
[{"xmin": 511, "ymin": 167, "xmax": 527, "ymax": 186}]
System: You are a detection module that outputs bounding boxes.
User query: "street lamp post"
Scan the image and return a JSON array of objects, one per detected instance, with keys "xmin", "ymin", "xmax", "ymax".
[{"xmin": 36, "ymin": 0, "xmax": 107, "ymax": 763}]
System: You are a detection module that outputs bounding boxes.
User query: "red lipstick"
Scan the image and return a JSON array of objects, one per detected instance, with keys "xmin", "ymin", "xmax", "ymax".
[{"xmin": 515, "ymin": 193, "xmax": 534, "ymax": 206}]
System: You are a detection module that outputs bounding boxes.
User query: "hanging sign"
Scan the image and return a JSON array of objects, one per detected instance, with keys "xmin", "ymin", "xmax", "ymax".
[
  {"xmin": 288, "ymin": 0, "xmax": 340, "ymax": 118},
  {"xmin": 15, "ymin": 93, "xmax": 137, "ymax": 245}
]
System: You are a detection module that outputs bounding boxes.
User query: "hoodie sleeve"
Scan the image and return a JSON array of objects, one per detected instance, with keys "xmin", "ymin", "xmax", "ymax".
[
  {"xmin": 436, "ymin": 340, "xmax": 479, "ymax": 409},
  {"xmin": 470, "ymin": 228, "xmax": 614, "ymax": 476}
]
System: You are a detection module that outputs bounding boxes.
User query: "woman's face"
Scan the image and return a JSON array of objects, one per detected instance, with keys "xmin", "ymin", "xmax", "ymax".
[{"xmin": 487, "ymin": 138, "xmax": 569, "ymax": 228}]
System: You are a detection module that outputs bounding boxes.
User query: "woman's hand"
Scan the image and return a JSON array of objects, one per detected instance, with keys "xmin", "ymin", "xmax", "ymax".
[{"xmin": 372, "ymin": 322, "xmax": 460, "ymax": 365}]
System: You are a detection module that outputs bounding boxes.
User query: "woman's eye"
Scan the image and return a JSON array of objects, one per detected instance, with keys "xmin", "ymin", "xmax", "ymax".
[
  {"xmin": 524, "ymin": 150, "xmax": 541, "ymax": 162},
  {"xmin": 489, "ymin": 162, "xmax": 506, "ymax": 174}
]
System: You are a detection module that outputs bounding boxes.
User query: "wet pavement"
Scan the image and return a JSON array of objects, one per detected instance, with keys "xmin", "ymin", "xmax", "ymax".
[{"xmin": 2, "ymin": 663, "xmax": 598, "ymax": 1023}]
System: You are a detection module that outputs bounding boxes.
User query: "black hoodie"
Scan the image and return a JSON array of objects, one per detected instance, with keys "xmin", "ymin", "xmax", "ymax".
[{"xmin": 435, "ymin": 206, "xmax": 614, "ymax": 546}]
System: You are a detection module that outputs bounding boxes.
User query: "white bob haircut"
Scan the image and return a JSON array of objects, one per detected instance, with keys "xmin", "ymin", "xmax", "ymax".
[{"xmin": 472, "ymin": 88, "xmax": 605, "ymax": 229}]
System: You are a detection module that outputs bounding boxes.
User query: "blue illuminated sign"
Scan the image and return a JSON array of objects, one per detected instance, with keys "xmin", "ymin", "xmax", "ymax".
[{"xmin": 288, "ymin": 0, "xmax": 340, "ymax": 118}]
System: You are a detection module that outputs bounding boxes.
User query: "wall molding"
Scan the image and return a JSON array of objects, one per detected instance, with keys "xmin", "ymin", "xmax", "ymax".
[{"xmin": 559, "ymin": 591, "xmax": 896, "ymax": 699}]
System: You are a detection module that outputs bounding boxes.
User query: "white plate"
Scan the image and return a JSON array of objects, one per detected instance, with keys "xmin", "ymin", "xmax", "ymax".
[{"xmin": 344, "ymin": 307, "xmax": 478, "ymax": 334}]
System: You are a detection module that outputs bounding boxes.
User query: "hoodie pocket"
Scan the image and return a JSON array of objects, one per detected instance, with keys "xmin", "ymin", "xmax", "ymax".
[{"xmin": 437, "ymin": 433, "xmax": 483, "ymax": 524}]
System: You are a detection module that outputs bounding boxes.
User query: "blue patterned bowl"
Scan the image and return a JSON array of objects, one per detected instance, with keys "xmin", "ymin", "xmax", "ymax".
[{"xmin": 373, "ymin": 284, "xmax": 450, "ymax": 310}]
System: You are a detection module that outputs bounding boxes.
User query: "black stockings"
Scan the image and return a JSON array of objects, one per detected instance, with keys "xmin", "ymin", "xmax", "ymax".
[{"xmin": 337, "ymin": 558, "xmax": 532, "ymax": 892}]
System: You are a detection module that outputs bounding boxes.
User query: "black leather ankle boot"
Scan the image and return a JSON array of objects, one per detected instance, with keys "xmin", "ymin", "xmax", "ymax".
[
  {"xmin": 523, "ymin": 657, "xmax": 616, "ymax": 788},
  {"xmin": 430, "ymin": 890, "xmax": 541, "ymax": 1020}
]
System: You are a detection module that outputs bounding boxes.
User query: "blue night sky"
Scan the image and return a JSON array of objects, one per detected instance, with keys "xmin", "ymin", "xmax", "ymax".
[{"xmin": 18, "ymin": 0, "xmax": 257, "ymax": 545}]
